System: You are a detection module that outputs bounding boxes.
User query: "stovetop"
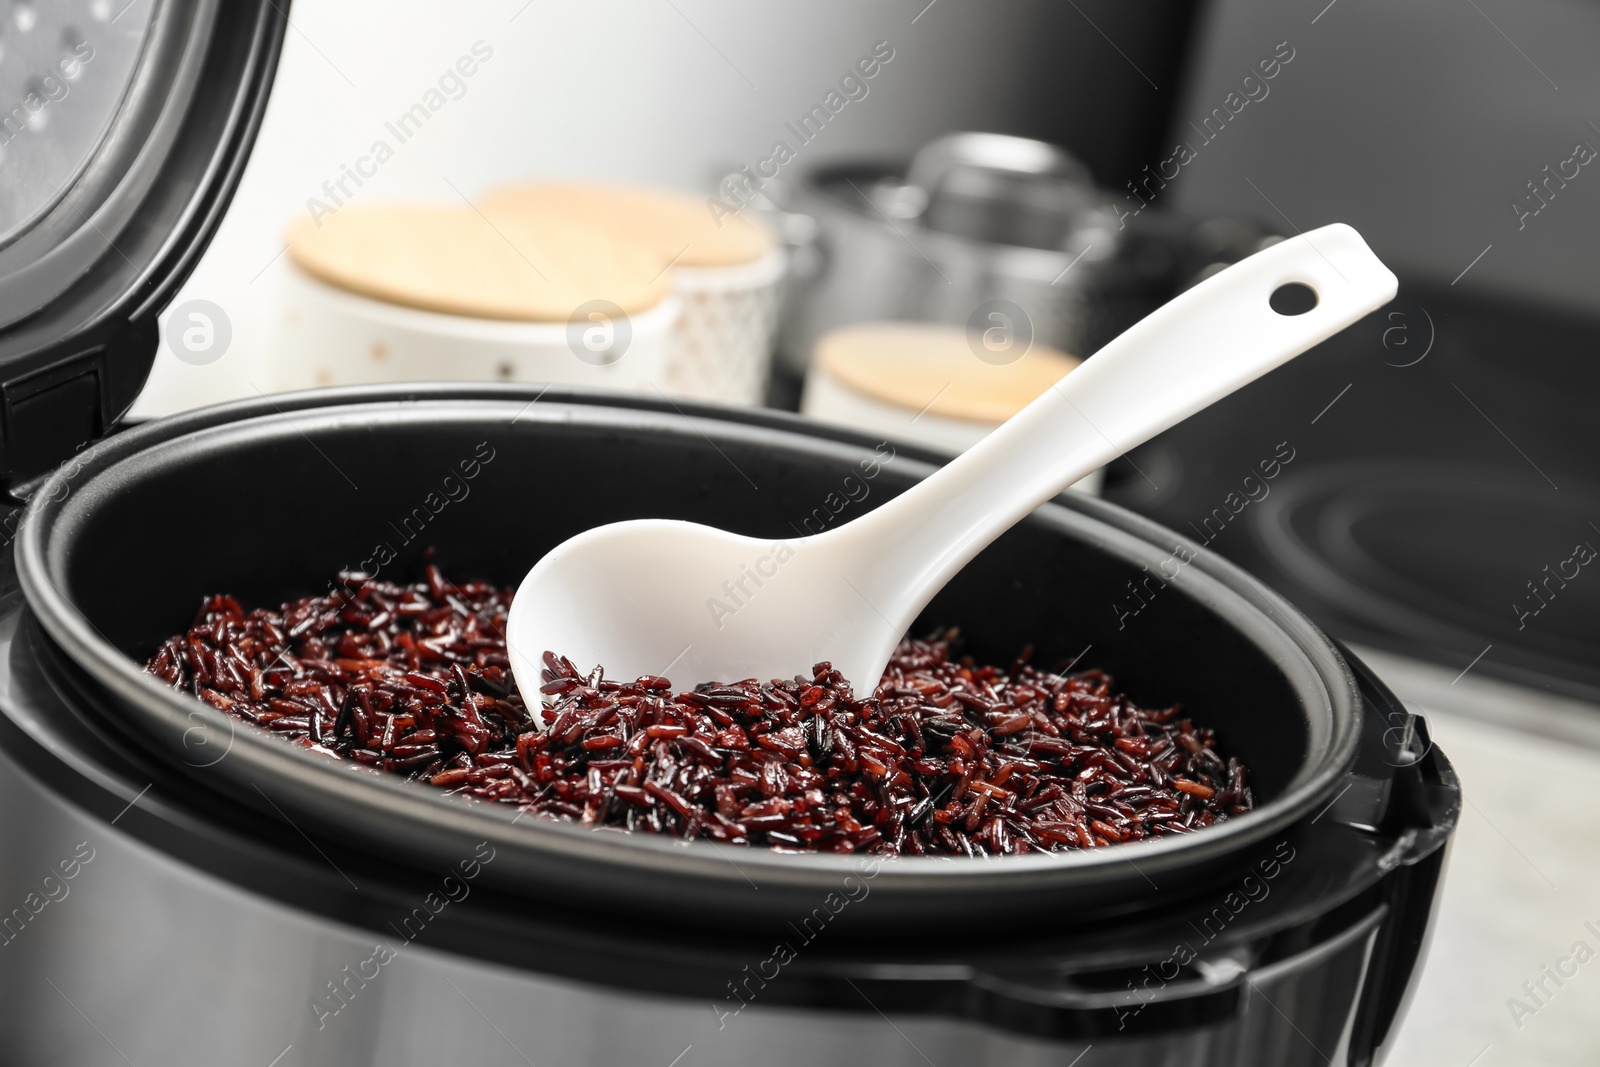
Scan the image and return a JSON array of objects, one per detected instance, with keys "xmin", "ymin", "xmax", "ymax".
[{"xmin": 1101, "ymin": 281, "xmax": 1600, "ymax": 705}]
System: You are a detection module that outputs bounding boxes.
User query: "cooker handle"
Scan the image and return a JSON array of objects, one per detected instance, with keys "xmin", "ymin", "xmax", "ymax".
[{"xmin": 967, "ymin": 905, "xmax": 1388, "ymax": 1045}]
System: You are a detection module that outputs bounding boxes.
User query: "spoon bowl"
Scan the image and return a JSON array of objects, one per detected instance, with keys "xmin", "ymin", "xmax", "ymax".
[
  {"xmin": 507, "ymin": 517, "xmax": 916, "ymax": 696},
  {"xmin": 509, "ymin": 224, "xmax": 1399, "ymax": 701}
]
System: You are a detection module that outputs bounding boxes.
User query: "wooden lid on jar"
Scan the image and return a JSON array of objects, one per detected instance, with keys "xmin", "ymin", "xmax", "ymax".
[
  {"xmin": 477, "ymin": 182, "xmax": 773, "ymax": 270},
  {"xmin": 813, "ymin": 322, "xmax": 1080, "ymax": 425},
  {"xmin": 286, "ymin": 203, "xmax": 670, "ymax": 322}
]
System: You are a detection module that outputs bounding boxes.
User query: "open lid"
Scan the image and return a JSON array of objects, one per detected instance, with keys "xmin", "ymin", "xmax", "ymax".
[{"xmin": 0, "ymin": 0, "xmax": 285, "ymax": 490}]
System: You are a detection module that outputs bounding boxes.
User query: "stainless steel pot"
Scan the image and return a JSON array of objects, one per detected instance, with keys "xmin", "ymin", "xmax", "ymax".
[{"xmin": 763, "ymin": 133, "xmax": 1182, "ymax": 377}]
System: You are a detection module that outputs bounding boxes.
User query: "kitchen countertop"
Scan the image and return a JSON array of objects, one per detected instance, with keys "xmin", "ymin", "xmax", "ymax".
[{"xmin": 1354, "ymin": 646, "xmax": 1600, "ymax": 1067}]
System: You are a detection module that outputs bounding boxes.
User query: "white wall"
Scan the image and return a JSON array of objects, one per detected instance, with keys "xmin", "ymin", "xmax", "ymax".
[{"xmin": 138, "ymin": 0, "xmax": 1062, "ymax": 415}]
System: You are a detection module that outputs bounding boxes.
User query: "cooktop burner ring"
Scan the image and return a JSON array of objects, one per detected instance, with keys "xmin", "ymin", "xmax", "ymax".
[{"xmin": 1251, "ymin": 460, "xmax": 1600, "ymax": 693}]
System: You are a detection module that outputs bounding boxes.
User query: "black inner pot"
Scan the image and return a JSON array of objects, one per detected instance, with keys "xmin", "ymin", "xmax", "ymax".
[{"xmin": 17, "ymin": 385, "xmax": 1359, "ymax": 929}]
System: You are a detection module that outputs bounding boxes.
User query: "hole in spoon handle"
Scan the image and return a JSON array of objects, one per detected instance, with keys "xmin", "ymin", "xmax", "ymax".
[{"xmin": 1270, "ymin": 282, "xmax": 1319, "ymax": 316}]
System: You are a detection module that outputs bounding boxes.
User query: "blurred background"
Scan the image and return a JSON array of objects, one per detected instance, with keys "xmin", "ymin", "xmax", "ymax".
[{"xmin": 82, "ymin": 0, "xmax": 1600, "ymax": 1062}]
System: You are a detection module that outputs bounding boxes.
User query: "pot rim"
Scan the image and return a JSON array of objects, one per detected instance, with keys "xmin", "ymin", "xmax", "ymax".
[{"xmin": 15, "ymin": 383, "xmax": 1362, "ymax": 902}]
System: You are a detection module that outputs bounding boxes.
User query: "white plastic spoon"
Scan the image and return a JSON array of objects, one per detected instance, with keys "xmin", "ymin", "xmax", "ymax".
[{"xmin": 507, "ymin": 223, "xmax": 1397, "ymax": 706}]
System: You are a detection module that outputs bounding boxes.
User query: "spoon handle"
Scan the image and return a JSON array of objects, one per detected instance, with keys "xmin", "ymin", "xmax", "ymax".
[{"xmin": 840, "ymin": 223, "xmax": 1398, "ymax": 623}]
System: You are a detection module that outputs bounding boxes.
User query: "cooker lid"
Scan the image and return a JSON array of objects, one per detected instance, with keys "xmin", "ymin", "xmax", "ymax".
[{"xmin": 0, "ymin": 0, "xmax": 285, "ymax": 490}]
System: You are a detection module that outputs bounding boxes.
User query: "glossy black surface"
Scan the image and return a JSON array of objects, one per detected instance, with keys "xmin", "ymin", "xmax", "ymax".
[{"xmin": 1106, "ymin": 283, "xmax": 1600, "ymax": 703}]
